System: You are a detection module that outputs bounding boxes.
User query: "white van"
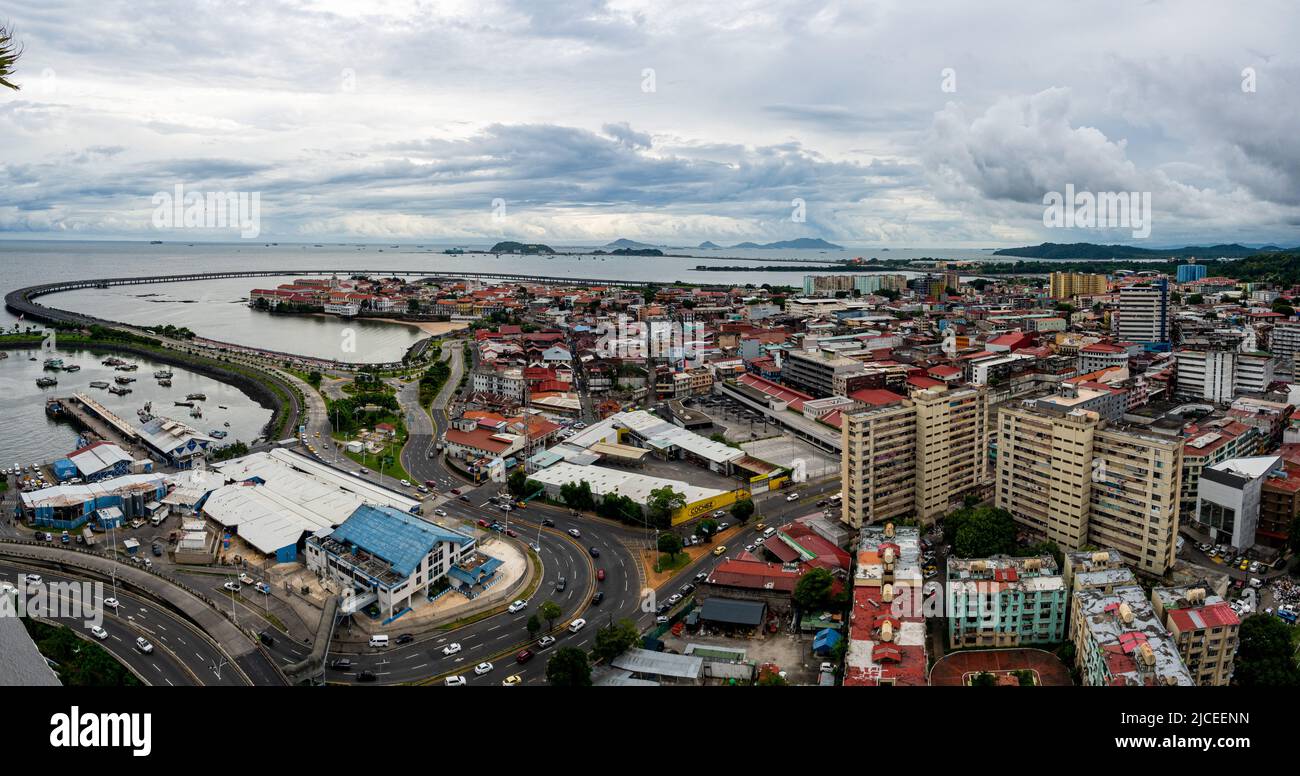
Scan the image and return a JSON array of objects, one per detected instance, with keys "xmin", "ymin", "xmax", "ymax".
[
  {"xmin": 369, "ymin": 634, "xmax": 390, "ymax": 648},
  {"xmin": 567, "ymin": 618, "xmax": 587, "ymax": 634},
  {"xmin": 762, "ymin": 527, "xmax": 776, "ymax": 538}
]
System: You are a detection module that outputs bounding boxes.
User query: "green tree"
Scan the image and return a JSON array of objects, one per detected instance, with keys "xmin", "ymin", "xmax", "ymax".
[
  {"xmin": 1234, "ymin": 614, "xmax": 1300, "ymax": 687},
  {"xmin": 792, "ymin": 567, "xmax": 836, "ymax": 612},
  {"xmin": 1186, "ymin": 293, "xmax": 1204, "ymax": 305},
  {"xmin": 698, "ymin": 518, "xmax": 718, "ymax": 538},
  {"xmin": 546, "ymin": 647, "xmax": 592, "ymax": 687},
  {"xmin": 0, "ymin": 23, "xmax": 20, "ymax": 91},
  {"xmin": 507, "ymin": 469, "xmax": 529, "ymax": 498},
  {"xmin": 526, "ymin": 614, "xmax": 542, "ymax": 638},
  {"xmin": 539, "ymin": 600, "xmax": 563, "ymax": 631},
  {"xmin": 591, "ymin": 618, "xmax": 641, "ymax": 662},
  {"xmin": 645, "ymin": 486, "xmax": 685, "ymax": 529},
  {"xmin": 730, "ymin": 498, "xmax": 755, "ymax": 524},
  {"xmin": 945, "ymin": 505, "xmax": 1017, "ymax": 557},
  {"xmin": 971, "ymin": 672, "xmax": 997, "ymax": 687},
  {"xmin": 306, "ymin": 370, "xmax": 322, "ymax": 388},
  {"xmin": 657, "ymin": 532, "xmax": 683, "ymax": 559}
]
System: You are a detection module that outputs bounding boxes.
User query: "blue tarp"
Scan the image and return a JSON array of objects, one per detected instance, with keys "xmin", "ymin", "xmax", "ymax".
[
  {"xmin": 52, "ymin": 459, "xmax": 78, "ymax": 481},
  {"xmin": 812, "ymin": 628, "xmax": 842, "ymax": 655}
]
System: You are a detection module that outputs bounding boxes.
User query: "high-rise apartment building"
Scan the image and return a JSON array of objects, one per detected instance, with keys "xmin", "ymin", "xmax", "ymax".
[
  {"xmin": 1116, "ymin": 279, "xmax": 1170, "ymax": 349},
  {"xmin": 1049, "ymin": 271, "xmax": 1109, "ymax": 299},
  {"xmin": 841, "ymin": 384, "xmax": 988, "ymax": 528},
  {"xmin": 1174, "ymin": 349, "xmax": 1274, "ymax": 402},
  {"xmin": 995, "ymin": 404, "xmax": 1182, "ymax": 576}
]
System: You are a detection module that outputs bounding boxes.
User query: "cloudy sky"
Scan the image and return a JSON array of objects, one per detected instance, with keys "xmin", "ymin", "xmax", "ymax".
[{"xmin": 1, "ymin": 0, "xmax": 1297, "ymax": 247}]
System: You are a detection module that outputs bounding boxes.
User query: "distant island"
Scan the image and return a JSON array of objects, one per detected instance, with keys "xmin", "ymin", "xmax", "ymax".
[
  {"xmin": 489, "ymin": 241, "xmax": 556, "ymax": 255},
  {"xmin": 992, "ymin": 242, "xmax": 1290, "ymax": 260},
  {"xmin": 698, "ymin": 241, "xmax": 722, "ymax": 249},
  {"xmin": 730, "ymin": 238, "xmax": 844, "ymax": 250},
  {"xmin": 603, "ymin": 238, "xmax": 661, "ymax": 250},
  {"xmin": 594, "ymin": 247, "xmax": 665, "ymax": 256}
]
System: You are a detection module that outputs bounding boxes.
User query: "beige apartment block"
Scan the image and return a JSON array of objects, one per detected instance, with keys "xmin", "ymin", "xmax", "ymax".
[{"xmin": 996, "ymin": 404, "xmax": 1182, "ymax": 576}]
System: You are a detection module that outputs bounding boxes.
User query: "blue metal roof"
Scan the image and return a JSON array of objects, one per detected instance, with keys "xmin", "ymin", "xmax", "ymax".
[{"xmin": 331, "ymin": 504, "xmax": 472, "ymax": 578}]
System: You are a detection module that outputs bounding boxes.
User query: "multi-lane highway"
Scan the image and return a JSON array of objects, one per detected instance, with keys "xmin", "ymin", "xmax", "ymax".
[{"xmin": 0, "ymin": 559, "xmax": 249, "ymax": 686}]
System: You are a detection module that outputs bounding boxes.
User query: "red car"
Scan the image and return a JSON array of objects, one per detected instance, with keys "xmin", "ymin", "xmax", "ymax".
[
  {"xmin": 515, "ymin": 649, "xmax": 534, "ymax": 664},
  {"xmin": 596, "ymin": 568, "xmax": 605, "ymax": 582},
  {"xmin": 477, "ymin": 519, "xmax": 490, "ymax": 528},
  {"xmin": 505, "ymin": 529, "xmax": 517, "ymax": 538},
  {"xmin": 450, "ymin": 488, "xmax": 461, "ymax": 495},
  {"xmin": 425, "ymin": 480, "xmax": 437, "ymax": 489}
]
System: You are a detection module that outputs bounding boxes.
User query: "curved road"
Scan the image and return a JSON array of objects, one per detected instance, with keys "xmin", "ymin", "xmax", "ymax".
[{"xmin": 1, "ymin": 559, "xmax": 248, "ymax": 686}]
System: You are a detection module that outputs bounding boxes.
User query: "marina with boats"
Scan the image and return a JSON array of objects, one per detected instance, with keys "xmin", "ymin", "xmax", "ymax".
[{"xmin": 1, "ymin": 345, "xmax": 273, "ymax": 463}]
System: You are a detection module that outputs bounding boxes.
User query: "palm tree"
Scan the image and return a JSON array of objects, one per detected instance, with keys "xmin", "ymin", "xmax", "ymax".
[{"xmin": 0, "ymin": 23, "xmax": 21, "ymax": 91}]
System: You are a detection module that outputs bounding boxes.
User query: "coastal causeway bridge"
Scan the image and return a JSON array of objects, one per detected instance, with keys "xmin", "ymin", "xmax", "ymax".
[{"xmin": 5, "ymin": 266, "xmax": 657, "ymax": 324}]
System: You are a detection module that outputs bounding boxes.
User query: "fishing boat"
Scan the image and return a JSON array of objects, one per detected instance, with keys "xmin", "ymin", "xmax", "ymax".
[
  {"xmin": 190, "ymin": 405, "xmax": 203, "ymax": 418},
  {"xmin": 89, "ymin": 381, "xmax": 109, "ymax": 389},
  {"xmin": 0, "ymin": 352, "xmax": 8, "ymax": 359},
  {"xmin": 116, "ymin": 364, "xmax": 138, "ymax": 372},
  {"xmin": 102, "ymin": 357, "xmax": 124, "ymax": 366},
  {"xmin": 154, "ymin": 369, "xmax": 173, "ymax": 379},
  {"xmin": 63, "ymin": 364, "xmax": 81, "ymax": 372},
  {"xmin": 186, "ymin": 393, "xmax": 207, "ymax": 401},
  {"xmin": 223, "ymin": 421, "xmax": 231, "ymax": 427},
  {"xmin": 43, "ymin": 358, "xmax": 64, "ymax": 370},
  {"xmin": 158, "ymin": 378, "xmax": 172, "ymax": 387},
  {"xmin": 115, "ymin": 376, "xmax": 136, "ymax": 384},
  {"xmin": 174, "ymin": 400, "xmax": 193, "ymax": 407},
  {"xmin": 210, "ymin": 429, "xmax": 227, "ymax": 439},
  {"xmin": 35, "ymin": 376, "xmax": 58, "ymax": 388},
  {"xmin": 109, "ymin": 385, "xmax": 131, "ymax": 396},
  {"xmin": 218, "ymin": 405, "xmax": 228, "ymax": 410}
]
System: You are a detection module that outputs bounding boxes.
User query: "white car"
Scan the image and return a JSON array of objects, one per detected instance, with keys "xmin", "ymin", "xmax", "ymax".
[
  {"xmin": 507, "ymin": 599, "xmax": 528, "ymax": 614},
  {"xmin": 474, "ymin": 661, "xmax": 494, "ymax": 675},
  {"xmin": 23, "ymin": 574, "xmax": 42, "ymax": 585},
  {"xmin": 568, "ymin": 618, "xmax": 587, "ymax": 633},
  {"xmin": 441, "ymin": 642, "xmax": 462, "ymax": 656},
  {"xmin": 568, "ymin": 528, "xmax": 581, "ymax": 538},
  {"xmin": 400, "ymin": 479, "xmax": 412, "ymax": 488},
  {"xmin": 223, "ymin": 581, "xmax": 242, "ymax": 592},
  {"xmin": 435, "ymin": 509, "xmax": 447, "ymax": 517},
  {"xmin": 103, "ymin": 597, "xmax": 119, "ymax": 610},
  {"xmin": 537, "ymin": 635, "xmax": 556, "ymax": 649},
  {"xmin": 135, "ymin": 637, "xmax": 154, "ymax": 654},
  {"xmin": 786, "ymin": 492, "xmax": 800, "ymax": 502},
  {"xmin": 90, "ymin": 625, "xmax": 109, "ymax": 640},
  {"xmin": 444, "ymin": 675, "xmax": 467, "ymax": 687}
]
